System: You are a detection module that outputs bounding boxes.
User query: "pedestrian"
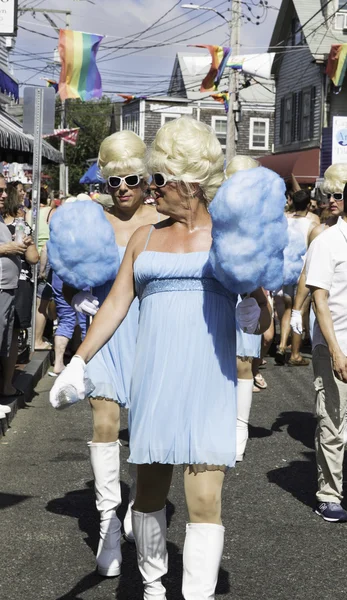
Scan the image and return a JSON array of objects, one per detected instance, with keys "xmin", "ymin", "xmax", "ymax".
[
  {"xmin": 50, "ymin": 116, "xmax": 270, "ymax": 599},
  {"xmin": 2, "ymin": 183, "xmax": 39, "ymax": 364},
  {"xmin": 305, "ymin": 178, "xmax": 347, "ymax": 522},
  {"xmin": 225, "ymin": 155, "xmax": 271, "ymax": 460},
  {"xmin": 275, "ymin": 189, "xmax": 314, "ymax": 366},
  {"xmin": 0, "ymin": 175, "xmax": 35, "ymax": 399},
  {"xmin": 51, "ymin": 130, "xmax": 164, "ymax": 577}
]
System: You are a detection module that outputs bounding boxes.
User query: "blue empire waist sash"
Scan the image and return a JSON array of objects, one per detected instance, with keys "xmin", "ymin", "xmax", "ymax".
[{"xmin": 137, "ymin": 277, "xmax": 232, "ymax": 302}]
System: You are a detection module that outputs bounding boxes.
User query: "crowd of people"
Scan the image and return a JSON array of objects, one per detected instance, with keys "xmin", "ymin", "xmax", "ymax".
[{"xmin": 0, "ymin": 115, "xmax": 346, "ymax": 598}]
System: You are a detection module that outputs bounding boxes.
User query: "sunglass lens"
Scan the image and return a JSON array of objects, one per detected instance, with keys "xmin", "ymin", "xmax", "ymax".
[
  {"xmin": 154, "ymin": 173, "xmax": 165, "ymax": 187},
  {"xmin": 109, "ymin": 177, "xmax": 121, "ymax": 188},
  {"xmin": 125, "ymin": 175, "xmax": 139, "ymax": 187},
  {"xmin": 335, "ymin": 193, "xmax": 343, "ymax": 200}
]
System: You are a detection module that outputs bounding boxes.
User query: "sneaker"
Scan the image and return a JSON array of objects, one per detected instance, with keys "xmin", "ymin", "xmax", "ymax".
[{"xmin": 315, "ymin": 502, "xmax": 347, "ymax": 522}]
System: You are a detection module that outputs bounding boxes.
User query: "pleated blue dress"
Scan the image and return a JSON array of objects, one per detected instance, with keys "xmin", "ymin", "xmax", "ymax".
[
  {"xmin": 236, "ymin": 296, "xmax": 261, "ymax": 359},
  {"xmin": 128, "ymin": 242, "xmax": 238, "ymax": 468},
  {"xmin": 86, "ymin": 247, "xmax": 139, "ymax": 408}
]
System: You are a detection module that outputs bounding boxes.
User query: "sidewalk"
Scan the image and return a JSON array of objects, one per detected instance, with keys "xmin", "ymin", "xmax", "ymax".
[{"xmin": 0, "ymin": 350, "xmax": 51, "ymax": 438}]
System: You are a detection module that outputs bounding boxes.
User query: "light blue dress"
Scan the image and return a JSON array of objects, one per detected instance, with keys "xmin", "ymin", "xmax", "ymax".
[
  {"xmin": 236, "ymin": 296, "xmax": 261, "ymax": 359},
  {"xmin": 86, "ymin": 247, "xmax": 139, "ymax": 408},
  {"xmin": 128, "ymin": 245, "xmax": 238, "ymax": 467}
]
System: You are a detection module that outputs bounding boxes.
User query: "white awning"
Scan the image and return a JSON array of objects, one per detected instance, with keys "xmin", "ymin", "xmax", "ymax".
[{"xmin": 0, "ymin": 110, "xmax": 62, "ymax": 164}]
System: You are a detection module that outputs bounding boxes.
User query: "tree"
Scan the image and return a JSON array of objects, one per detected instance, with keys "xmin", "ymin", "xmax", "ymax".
[{"xmin": 45, "ymin": 96, "xmax": 120, "ymax": 194}]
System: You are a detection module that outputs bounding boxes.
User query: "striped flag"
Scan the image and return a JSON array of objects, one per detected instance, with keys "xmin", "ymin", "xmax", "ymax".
[
  {"xmin": 58, "ymin": 29, "xmax": 103, "ymax": 101},
  {"xmin": 190, "ymin": 45, "xmax": 232, "ymax": 92}
]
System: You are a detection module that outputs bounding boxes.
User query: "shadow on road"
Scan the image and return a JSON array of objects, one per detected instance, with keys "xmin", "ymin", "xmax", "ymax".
[
  {"xmin": 267, "ymin": 450, "xmax": 316, "ymax": 508},
  {"xmin": 0, "ymin": 491, "xmax": 32, "ymax": 509},
  {"xmin": 271, "ymin": 411, "xmax": 316, "ymax": 450}
]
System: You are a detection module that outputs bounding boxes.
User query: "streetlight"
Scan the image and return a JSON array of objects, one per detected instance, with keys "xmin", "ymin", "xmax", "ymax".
[
  {"xmin": 181, "ymin": 3, "xmax": 228, "ymax": 22},
  {"xmin": 181, "ymin": 2, "xmax": 240, "ymax": 160}
]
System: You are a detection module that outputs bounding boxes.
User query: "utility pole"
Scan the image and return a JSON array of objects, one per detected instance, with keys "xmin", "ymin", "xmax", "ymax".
[
  {"xmin": 226, "ymin": 0, "xmax": 241, "ymax": 162},
  {"xmin": 21, "ymin": 8, "xmax": 71, "ymax": 194}
]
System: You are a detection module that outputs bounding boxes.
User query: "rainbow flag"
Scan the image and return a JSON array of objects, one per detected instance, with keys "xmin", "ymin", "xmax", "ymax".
[
  {"xmin": 58, "ymin": 29, "xmax": 103, "ymax": 101},
  {"xmin": 44, "ymin": 78, "xmax": 59, "ymax": 93},
  {"xmin": 191, "ymin": 45, "xmax": 231, "ymax": 92},
  {"xmin": 117, "ymin": 94, "xmax": 147, "ymax": 103},
  {"xmin": 326, "ymin": 44, "xmax": 347, "ymax": 87},
  {"xmin": 212, "ymin": 92, "xmax": 229, "ymax": 113}
]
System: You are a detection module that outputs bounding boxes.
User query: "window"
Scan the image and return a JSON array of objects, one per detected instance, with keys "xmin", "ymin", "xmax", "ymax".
[
  {"xmin": 249, "ymin": 118, "xmax": 269, "ymax": 151},
  {"xmin": 283, "ymin": 95, "xmax": 292, "ymax": 145},
  {"xmin": 291, "ymin": 17, "xmax": 304, "ymax": 46},
  {"xmin": 211, "ymin": 116, "xmax": 227, "ymax": 149},
  {"xmin": 123, "ymin": 112, "xmax": 139, "ymax": 135},
  {"xmin": 338, "ymin": 0, "xmax": 347, "ymax": 10},
  {"xmin": 160, "ymin": 112, "xmax": 181, "ymax": 126},
  {"xmin": 301, "ymin": 89, "xmax": 311, "ymax": 140}
]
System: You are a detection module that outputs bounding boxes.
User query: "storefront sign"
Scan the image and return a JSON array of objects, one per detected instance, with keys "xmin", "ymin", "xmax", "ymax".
[
  {"xmin": 332, "ymin": 116, "xmax": 347, "ymax": 164},
  {"xmin": 0, "ymin": 0, "xmax": 17, "ymax": 36}
]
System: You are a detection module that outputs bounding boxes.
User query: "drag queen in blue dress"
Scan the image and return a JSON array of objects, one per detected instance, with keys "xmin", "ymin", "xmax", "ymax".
[
  {"xmin": 51, "ymin": 117, "xmax": 270, "ymax": 599},
  {"xmin": 72, "ymin": 130, "xmax": 161, "ymax": 577}
]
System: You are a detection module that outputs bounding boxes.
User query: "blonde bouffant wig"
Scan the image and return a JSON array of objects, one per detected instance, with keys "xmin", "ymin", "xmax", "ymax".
[
  {"xmin": 225, "ymin": 155, "xmax": 260, "ymax": 178},
  {"xmin": 322, "ymin": 163, "xmax": 347, "ymax": 194},
  {"xmin": 147, "ymin": 116, "xmax": 225, "ymax": 203},
  {"xmin": 98, "ymin": 130, "xmax": 149, "ymax": 180}
]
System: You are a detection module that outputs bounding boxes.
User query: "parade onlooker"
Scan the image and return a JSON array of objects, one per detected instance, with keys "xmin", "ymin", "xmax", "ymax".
[
  {"xmin": 27, "ymin": 188, "xmax": 56, "ymax": 350},
  {"xmin": 0, "ymin": 175, "xmax": 35, "ymax": 397},
  {"xmin": 306, "ymin": 183, "xmax": 347, "ymax": 522},
  {"xmin": 275, "ymin": 189, "xmax": 314, "ymax": 366},
  {"xmin": 2, "ymin": 184, "xmax": 39, "ymax": 361}
]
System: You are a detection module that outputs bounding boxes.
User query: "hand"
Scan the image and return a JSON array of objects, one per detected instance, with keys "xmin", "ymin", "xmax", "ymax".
[
  {"xmin": 72, "ymin": 291, "xmax": 99, "ymax": 316},
  {"xmin": 49, "ymin": 355, "xmax": 86, "ymax": 408},
  {"xmin": 23, "ymin": 235, "xmax": 34, "ymax": 247},
  {"xmin": 1, "ymin": 241, "xmax": 27, "ymax": 256},
  {"xmin": 290, "ymin": 309, "xmax": 303, "ymax": 335},
  {"xmin": 236, "ymin": 297, "xmax": 261, "ymax": 334},
  {"xmin": 332, "ymin": 351, "xmax": 347, "ymax": 384}
]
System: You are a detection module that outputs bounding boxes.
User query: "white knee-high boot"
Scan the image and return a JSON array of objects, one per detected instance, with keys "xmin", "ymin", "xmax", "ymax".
[
  {"xmin": 88, "ymin": 441, "xmax": 122, "ymax": 576},
  {"xmin": 182, "ymin": 523, "xmax": 225, "ymax": 600},
  {"xmin": 236, "ymin": 378, "xmax": 254, "ymax": 461},
  {"xmin": 132, "ymin": 507, "xmax": 168, "ymax": 599},
  {"xmin": 123, "ymin": 462, "xmax": 137, "ymax": 542}
]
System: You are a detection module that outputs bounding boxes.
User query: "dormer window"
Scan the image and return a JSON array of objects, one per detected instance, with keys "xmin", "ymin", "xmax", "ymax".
[{"xmin": 291, "ymin": 17, "xmax": 304, "ymax": 45}]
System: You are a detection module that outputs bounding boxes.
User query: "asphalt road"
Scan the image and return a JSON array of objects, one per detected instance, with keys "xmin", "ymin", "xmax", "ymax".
[{"xmin": 1, "ymin": 357, "xmax": 347, "ymax": 600}]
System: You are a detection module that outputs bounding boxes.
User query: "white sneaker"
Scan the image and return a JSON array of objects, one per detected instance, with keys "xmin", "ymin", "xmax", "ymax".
[{"xmin": 0, "ymin": 405, "xmax": 11, "ymax": 414}]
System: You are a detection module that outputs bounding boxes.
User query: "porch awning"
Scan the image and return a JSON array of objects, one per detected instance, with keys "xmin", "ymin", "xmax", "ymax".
[
  {"xmin": 0, "ymin": 110, "xmax": 62, "ymax": 164},
  {"xmin": 257, "ymin": 148, "xmax": 320, "ymax": 183}
]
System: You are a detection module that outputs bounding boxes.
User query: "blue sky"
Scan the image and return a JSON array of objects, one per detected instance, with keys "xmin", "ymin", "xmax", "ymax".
[{"xmin": 12, "ymin": 0, "xmax": 281, "ymax": 98}]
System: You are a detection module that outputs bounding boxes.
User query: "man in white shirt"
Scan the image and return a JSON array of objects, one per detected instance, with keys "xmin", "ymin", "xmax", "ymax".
[{"xmin": 306, "ymin": 190, "xmax": 347, "ymax": 522}]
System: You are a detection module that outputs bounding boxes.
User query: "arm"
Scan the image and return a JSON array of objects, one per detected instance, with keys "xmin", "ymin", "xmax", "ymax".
[
  {"xmin": 39, "ymin": 244, "xmax": 48, "ymax": 278},
  {"xmin": 293, "ymin": 269, "xmax": 310, "ymax": 311},
  {"xmin": 310, "ymin": 287, "xmax": 347, "ymax": 383},
  {"xmin": 250, "ymin": 288, "xmax": 272, "ymax": 334},
  {"xmin": 23, "ymin": 236, "xmax": 39, "ymax": 265}
]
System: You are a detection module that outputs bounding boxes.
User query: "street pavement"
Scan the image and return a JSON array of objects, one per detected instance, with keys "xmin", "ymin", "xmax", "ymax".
[{"xmin": 1, "ymin": 357, "xmax": 347, "ymax": 600}]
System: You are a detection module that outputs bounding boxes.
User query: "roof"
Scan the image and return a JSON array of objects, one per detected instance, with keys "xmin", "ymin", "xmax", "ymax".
[
  {"xmin": 0, "ymin": 110, "xmax": 62, "ymax": 164},
  {"xmin": 270, "ymin": 0, "xmax": 347, "ymax": 61},
  {"xmin": 168, "ymin": 52, "xmax": 274, "ymax": 105}
]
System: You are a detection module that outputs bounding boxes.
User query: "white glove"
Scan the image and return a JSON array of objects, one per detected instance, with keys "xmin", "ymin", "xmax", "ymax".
[
  {"xmin": 49, "ymin": 355, "xmax": 86, "ymax": 408},
  {"xmin": 236, "ymin": 297, "xmax": 261, "ymax": 334},
  {"xmin": 72, "ymin": 291, "xmax": 99, "ymax": 316},
  {"xmin": 290, "ymin": 309, "xmax": 303, "ymax": 335}
]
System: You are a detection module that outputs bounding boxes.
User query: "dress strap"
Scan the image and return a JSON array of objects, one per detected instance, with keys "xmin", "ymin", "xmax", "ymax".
[{"xmin": 143, "ymin": 225, "xmax": 154, "ymax": 251}]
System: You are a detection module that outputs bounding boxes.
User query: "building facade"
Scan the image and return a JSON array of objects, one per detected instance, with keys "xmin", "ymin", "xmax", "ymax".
[
  {"xmin": 260, "ymin": 0, "xmax": 347, "ymax": 183},
  {"xmin": 121, "ymin": 52, "xmax": 275, "ymax": 158}
]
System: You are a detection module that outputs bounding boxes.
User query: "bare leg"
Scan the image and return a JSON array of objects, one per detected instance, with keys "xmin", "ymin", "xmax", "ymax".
[
  {"xmin": 1, "ymin": 329, "xmax": 19, "ymax": 395},
  {"xmin": 89, "ymin": 396, "xmax": 121, "ymax": 442},
  {"xmin": 35, "ymin": 298, "xmax": 50, "ymax": 349},
  {"xmin": 52, "ymin": 335, "xmax": 69, "ymax": 374},
  {"xmin": 278, "ymin": 295, "xmax": 292, "ymax": 351},
  {"xmin": 184, "ymin": 468, "xmax": 224, "ymax": 524}
]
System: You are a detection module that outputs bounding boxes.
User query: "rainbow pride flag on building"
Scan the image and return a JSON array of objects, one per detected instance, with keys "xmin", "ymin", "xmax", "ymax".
[
  {"xmin": 326, "ymin": 44, "xmax": 347, "ymax": 87},
  {"xmin": 191, "ymin": 45, "xmax": 232, "ymax": 92},
  {"xmin": 58, "ymin": 29, "xmax": 103, "ymax": 101},
  {"xmin": 212, "ymin": 92, "xmax": 229, "ymax": 113}
]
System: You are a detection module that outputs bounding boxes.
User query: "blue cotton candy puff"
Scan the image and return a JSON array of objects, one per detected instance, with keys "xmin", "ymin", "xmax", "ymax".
[
  {"xmin": 209, "ymin": 166, "xmax": 288, "ymax": 295},
  {"xmin": 283, "ymin": 220, "xmax": 307, "ymax": 285},
  {"xmin": 47, "ymin": 201, "xmax": 120, "ymax": 288}
]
